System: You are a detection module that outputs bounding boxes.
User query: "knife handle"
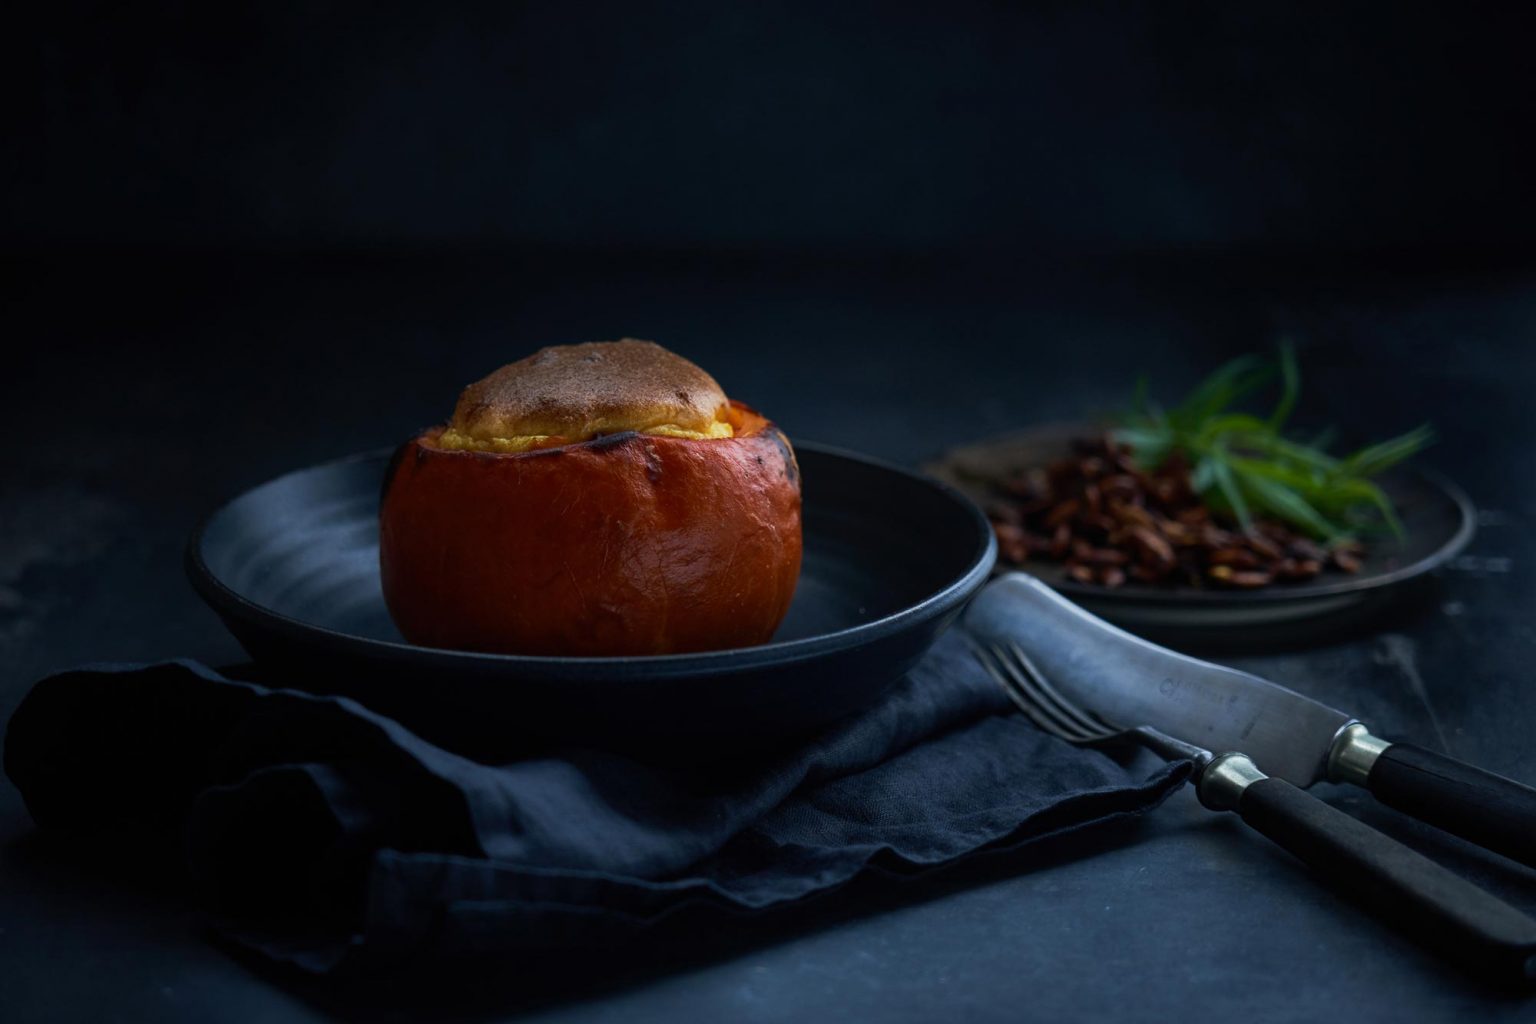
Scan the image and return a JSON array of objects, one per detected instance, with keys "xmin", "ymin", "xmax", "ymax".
[
  {"xmin": 1200, "ymin": 754, "xmax": 1536, "ymax": 983},
  {"xmin": 1365, "ymin": 742, "xmax": 1536, "ymax": 869}
]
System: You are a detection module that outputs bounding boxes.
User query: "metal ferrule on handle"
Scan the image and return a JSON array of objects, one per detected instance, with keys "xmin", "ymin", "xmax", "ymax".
[
  {"xmin": 1328, "ymin": 722, "xmax": 1392, "ymax": 787},
  {"xmin": 1197, "ymin": 752, "xmax": 1267, "ymax": 812},
  {"xmin": 1327, "ymin": 721, "xmax": 1536, "ymax": 868}
]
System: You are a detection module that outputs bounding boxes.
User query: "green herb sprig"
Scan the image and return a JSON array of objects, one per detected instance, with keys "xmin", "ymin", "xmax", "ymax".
[{"xmin": 1112, "ymin": 344, "xmax": 1431, "ymax": 541}]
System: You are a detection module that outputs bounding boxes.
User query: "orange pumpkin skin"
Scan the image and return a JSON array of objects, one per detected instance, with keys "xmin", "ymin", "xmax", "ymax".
[{"xmin": 379, "ymin": 402, "xmax": 802, "ymax": 656}]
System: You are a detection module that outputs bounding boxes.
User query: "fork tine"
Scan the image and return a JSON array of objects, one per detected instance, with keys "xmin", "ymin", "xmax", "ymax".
[
  {"xmin": 998, "ymin": 647, "xmax": 1112, "ymax": 743},
  {"xmin": 1005, "ymin": 642, "xmax": 1121, "ymax": 736},
  {"xmin": 976, "ymin": 638, "xmax": 1207, "ymax": 764},
  {"xmin": 975, "ymin": 641, "xmax": 1105, "ymax": 743},
  {"xmin": 969, "ymin": 641, "xmax": 1086, "ymax": 742},
  {"xmin": 969, "ymin": 642, "xmax": 1058, "ymax": 735}
]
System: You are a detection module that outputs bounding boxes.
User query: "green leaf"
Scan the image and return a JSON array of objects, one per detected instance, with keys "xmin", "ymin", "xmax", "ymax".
[
  {"xmin": 1191, "ymin": 455, "xmax": 1217, "ymax": 493},
  {"xmin": 1119, "ymin": 343, "xmax": 1429, "ymax": 538},
  {"xmin": 1267, "ymin": 339, "xmax": 1300, "ymax": 431},
  {"xmin": 1111, "ymin": 425, "xmax": 1167, "ymax": 448},
  {"xmin": 1229, "ymin": 433, "xmax": 1340, "ymax": 473},
  {"xmin": 1169, "ymin": 354, "xmax": 1272, "ymax": 432},
  {"xmin": 1230, "ymin": 458, "xmax": 1405, "ymax": 538},
  {"xmin": 1110, "ymin": 425, "xmax": 1174, "ymax": 467},
  {"xmin": 1342, "ymin": 424, "xmax": 1435, "ymax": 477},
  {"xmin": 1207, "ymin": 450, "xmax": 1253, "ymax": 532},
  {"xmin": 1234, "ymin": 470, "xmax": 1343, "ymax": 540},
  {"xmin": 1227, "ymin": 456, "xmax": 1331, "ymax": 497},
  {"xmin": 1371, "ymin": 493, "xmax": 1405, "ymax": 539},
  {"xmin": 1193, "ymin": 413, "xmax": 1273, "ymax": 445},
  {"xmin": 1347, "ymin": 479, "xmax": 1406, "ymax": 539}
]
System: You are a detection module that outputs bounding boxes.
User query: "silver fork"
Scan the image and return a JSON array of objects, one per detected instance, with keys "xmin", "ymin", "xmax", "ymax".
[
  {"xmin": 974, "ymin": 639, "xmax": 1213, "ymax": 769},
  {"xmin": 971, "ymin": 639, "xmax": 1536, "ymax": 984}
]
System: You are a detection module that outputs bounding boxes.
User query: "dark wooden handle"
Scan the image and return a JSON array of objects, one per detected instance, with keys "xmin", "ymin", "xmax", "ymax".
[
  {"xmin": 1239, "ymin": 777, "xmax": 1536, "ymax": 984},
  {"xmin": 1368, "ymin": 743, "xmax": 1536, "ymax": 869}
]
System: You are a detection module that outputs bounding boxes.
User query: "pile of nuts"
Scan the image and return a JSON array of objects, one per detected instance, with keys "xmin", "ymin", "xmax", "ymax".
[{"xmin": 987, "ymin": 437, "xmax": 1364, "ymax": 589}]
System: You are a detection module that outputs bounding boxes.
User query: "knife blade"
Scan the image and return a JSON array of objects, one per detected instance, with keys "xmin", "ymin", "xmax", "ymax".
[{"xmin": 965, "ymin": 572, "xmax": 1536, "ymax": 868}]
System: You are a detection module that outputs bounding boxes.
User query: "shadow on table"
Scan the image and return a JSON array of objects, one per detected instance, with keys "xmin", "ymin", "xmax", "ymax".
[
  {"xmin": 232, "ymin": 812, "xmax": 1536, "ymax": 1019},
  {"xmin": 0, "ymin": 813, "xmax": 1158, "ymax": 1021},
  {"xmin": 225, "ymin": 818, "xmax": 1163, "ymax": 1021},
  {"xmin": 6, "ymin": 778, "xmax": 1535, "ymax": 1021}
]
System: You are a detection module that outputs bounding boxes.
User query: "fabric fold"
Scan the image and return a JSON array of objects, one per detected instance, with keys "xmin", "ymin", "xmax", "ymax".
[{"xmin": 5, "ymin": 612, "xmax": 1190, "ymax": 972}]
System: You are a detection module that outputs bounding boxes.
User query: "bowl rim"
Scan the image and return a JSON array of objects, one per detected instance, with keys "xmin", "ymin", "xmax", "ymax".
[{"xmin": 185, "ymin": 440, "xmax": 999, "ymax": 677}]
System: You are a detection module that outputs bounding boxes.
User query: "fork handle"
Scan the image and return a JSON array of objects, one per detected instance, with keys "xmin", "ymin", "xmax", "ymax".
[{"xmin": 1199, "ymin": 754, "xmax": 1536, "ymax": 984}]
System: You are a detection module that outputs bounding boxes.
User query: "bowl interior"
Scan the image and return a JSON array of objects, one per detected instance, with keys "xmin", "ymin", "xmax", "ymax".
[
  {"xmin": 197, "ymin": 443, "xmax": 992, "ymax": 658},
  {"xmin": 190, "ymin": 442, "xmax": 995, "ymax": 758}
]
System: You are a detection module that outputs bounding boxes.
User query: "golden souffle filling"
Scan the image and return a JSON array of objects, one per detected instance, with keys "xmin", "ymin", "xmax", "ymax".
[{"xmin": 433, "ymin": 410, "xmax": 736, "ymax": 453}]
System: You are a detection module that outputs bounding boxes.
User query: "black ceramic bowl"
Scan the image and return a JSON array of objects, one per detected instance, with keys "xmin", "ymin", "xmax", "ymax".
[{"xmin": 187, "ymin": 442, "xmax": 996, "ymax": 761}]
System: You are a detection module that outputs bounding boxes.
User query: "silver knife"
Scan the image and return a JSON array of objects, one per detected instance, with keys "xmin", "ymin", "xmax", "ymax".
[{"xmin": 965, "ymin": 572, "xmax": 1536, "ymax": 868}]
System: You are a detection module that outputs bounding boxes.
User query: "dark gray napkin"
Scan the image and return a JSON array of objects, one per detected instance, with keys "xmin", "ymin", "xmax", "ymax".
[{"xmin": 4, "ymin": 584, "xmax": 1189, "ymax": 973}]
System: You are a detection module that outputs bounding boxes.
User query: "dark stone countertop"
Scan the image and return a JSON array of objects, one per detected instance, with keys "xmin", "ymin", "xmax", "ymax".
[{"xmin": 3, "ymin": 254, "xmax": 1534, "ymax": 1022}]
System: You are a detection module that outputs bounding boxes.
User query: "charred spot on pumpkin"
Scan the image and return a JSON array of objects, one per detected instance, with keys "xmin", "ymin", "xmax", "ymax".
[
  {"xmin": 767, "ymin": 429, "xmax": 799, "ymax": 485},
  {"xmin": 641, "ymin": 441, "xmax": 664, "ymax": 483},
  {"xmin": 588, "ymin": 430, "xmax": 641, "ymax": 452}
]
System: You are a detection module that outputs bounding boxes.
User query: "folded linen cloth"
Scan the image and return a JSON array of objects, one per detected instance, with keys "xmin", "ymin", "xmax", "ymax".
[{"xmin": 4, "ymin": 585, "xmax": 1189, "ymax": 973}]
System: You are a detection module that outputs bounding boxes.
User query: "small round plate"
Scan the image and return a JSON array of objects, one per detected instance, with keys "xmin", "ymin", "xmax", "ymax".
[
  {"xmin": 926, "ymin": 423, "xmax": 1475, "ymax": 635},
  {"xmin": 187, "ymin": 443, "xmax": 996, "ymax": 760}
]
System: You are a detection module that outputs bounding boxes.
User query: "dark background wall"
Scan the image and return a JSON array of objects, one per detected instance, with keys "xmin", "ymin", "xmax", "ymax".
[{"xmin": 9, "ymin": 0, "xmax": 1535, "ymax": 262}]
